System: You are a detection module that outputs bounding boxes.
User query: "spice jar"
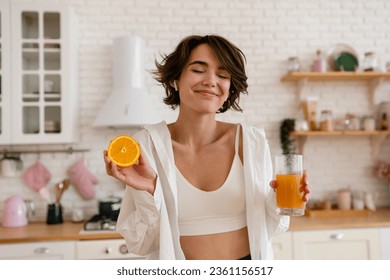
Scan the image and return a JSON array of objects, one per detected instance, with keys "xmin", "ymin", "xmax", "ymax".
[
  {"xmin": 287, "ymin": 56, "xmax": 300, "ymax": 73},
  {"xmin": 363, "ymin": 51, "xmax": 378, "ymax": 72},
  {"xmin": 320, "ymin": 110, "xmax": 333, "ymax": 131}
]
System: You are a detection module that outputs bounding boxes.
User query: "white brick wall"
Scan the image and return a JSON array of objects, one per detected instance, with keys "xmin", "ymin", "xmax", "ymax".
[{"xmin": 1, "ymin": 0, "xmax": 390, "ymax": 222}]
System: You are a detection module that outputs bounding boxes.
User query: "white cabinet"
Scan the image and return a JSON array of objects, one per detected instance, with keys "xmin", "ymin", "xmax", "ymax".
[
  {"xmin": 272, "ymin": 231, "xmax": 293, "ymax": 260},
  {"xmin": 76, "ymin": 239, "xmax": 145, "ymax": 260},
  {"xmin": 0, "ymin": 1, "xmax": 78, "ymax": 144},
  {"xmin": 379, "ymin": 227, "xmax": 390, "ymax": 260},
  {"xmin": 0, "ymin": 241, "xmax": 76, "ymax": 259},
  {"xmin": 292, "ymin": 228, "xmax": 381, "ymax": 260}
]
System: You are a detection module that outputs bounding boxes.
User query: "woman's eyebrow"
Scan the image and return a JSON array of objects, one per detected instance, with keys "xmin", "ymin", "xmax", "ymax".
[{"xmin": 188, "ymin": 60, "xmax": 208, "ymax": 66}]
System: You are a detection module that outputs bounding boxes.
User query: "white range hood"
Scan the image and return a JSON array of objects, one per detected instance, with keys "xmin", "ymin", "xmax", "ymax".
[{"xmin": 94, "ymin": 36, "xmax": 161, "ymax": 128}]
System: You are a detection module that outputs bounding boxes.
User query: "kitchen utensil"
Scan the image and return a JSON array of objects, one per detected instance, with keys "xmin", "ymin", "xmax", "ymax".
[
  {"xmin": 46, "ymin": 203, "xmax": 63, "ymax": 224},
  {"xmin": 55, "ymin": 179, "xmax": 70, "ymax": 204},
  {"xmin": 2, "ymin": 195, "xmax": 35, "ymax": 227}
]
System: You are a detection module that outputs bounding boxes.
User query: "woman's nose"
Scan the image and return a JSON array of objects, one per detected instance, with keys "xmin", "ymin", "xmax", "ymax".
[{"xmin": 201, "ymin": 75, "xmax": 216, "ymax": 87}]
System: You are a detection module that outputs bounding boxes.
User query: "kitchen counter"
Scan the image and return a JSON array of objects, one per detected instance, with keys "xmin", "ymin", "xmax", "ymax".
[
  {"xmin": 1, "ymin": 209, "xmax": 390, "ymax": 244},
  {"xmin": 289, "ymin": 208, "xmax": 390, "ymax": 231},
  {"xmin": 0, "ymin": 222, "xmax": 121, "ymax": 244}
]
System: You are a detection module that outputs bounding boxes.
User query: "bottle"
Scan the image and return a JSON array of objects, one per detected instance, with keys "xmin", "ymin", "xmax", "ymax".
[
  {"xmin": 380, "ymin": 113, "xmax": 388, "ymax": 130},
  {"xmin": 309, "ymin": 111, "xmax": 317, "ymax": 131},
  {"xmin": 311, "ymin": 50, "xmax": 327, "ymax": 72}
]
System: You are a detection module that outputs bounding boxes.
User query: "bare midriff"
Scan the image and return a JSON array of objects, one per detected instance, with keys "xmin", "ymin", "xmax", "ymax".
[{"xmin": 180, "ymin": 226, "xmax": 250, "ymax": 260}]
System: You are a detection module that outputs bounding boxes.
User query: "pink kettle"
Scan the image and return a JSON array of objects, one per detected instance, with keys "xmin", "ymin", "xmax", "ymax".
[{"xmin": 2, "ymin": 195, "xmax": 34, "ymax": 227}]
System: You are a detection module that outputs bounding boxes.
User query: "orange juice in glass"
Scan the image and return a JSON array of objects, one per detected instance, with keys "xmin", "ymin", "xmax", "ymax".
[{"xmin": 275, "ymin": 154, "xmax": 305, "ymax": 216}]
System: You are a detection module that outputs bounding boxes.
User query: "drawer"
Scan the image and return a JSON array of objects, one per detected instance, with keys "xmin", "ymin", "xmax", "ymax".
[
  {"xmin": 0, "ymin": 241, "xmax": 76, "ymax": 259},
  {"xmin": 76, "ymin": 239, "xmax": 144, "ymax": 260}
]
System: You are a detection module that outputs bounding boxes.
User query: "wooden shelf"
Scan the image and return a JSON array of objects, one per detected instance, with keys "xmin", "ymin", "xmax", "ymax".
[
  {"xmin": 291, "ymin": 130, "xmax": 390, "ymax": 136},
  {"xmin": 290, "ymin": 130, "xmax": 390, "ymax": 159},
  {"xmin": 281, "ymin": 71, "xmax": 390, "ymax": 105},
  {"xmin": 281, "ymin": 71, "xmax": 390, "ymax": 82}
]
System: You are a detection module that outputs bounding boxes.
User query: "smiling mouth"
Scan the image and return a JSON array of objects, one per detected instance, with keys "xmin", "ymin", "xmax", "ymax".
[{"xmin": 196, "ymin": 90, "xmax": 219, "ymax": 97}]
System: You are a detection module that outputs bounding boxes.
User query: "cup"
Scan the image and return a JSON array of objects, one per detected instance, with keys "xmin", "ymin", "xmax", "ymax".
[
  {"xmin": 1, "ymin": 159, "xmax": 18, "ymax": 177},
  {"xmin": 71, "ymin": 209, "xmax": 84, "ymax": 223},
  {"xmin": 275, "ymin": 154, "xmax": 305, "ymax": 216},
  {"xmin": 46, "ymin": 203, "xmax": 63, "ymax": 224}
]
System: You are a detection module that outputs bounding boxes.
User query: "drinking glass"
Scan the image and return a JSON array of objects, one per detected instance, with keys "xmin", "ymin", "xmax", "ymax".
[{"xmin": 275, "ymin": 154, "xmax": 305, "ymax": 216}]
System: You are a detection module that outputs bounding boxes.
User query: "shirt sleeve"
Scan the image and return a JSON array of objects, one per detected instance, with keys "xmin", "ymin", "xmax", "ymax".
[{"xmin": 115, "ymin": 129, "xmax": 162, "ymax": 256}]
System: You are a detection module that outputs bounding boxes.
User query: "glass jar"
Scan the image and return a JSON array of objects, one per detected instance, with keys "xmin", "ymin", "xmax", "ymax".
[
  {"xmin": 320, "ymin": 110, "xmax": 333, "ymax": 131},
  {"xmin": 287, "ymin": 56, "xmax": 300, "ymax": 73},
  {"xmin": 363, "ymin": 51, "xmax": 378, "ymax": 72}
]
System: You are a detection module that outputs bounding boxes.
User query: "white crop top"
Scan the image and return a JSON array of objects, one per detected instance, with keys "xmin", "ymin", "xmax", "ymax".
[{"xmin": 176, "ymin": 125, "xmax": 246, "ymax": 236}]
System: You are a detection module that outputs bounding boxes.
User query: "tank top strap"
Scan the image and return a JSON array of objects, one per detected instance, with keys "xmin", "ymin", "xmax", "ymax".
[{"xmin": 234, "ymin": 124, "xmax": 240, "ymax": 154}]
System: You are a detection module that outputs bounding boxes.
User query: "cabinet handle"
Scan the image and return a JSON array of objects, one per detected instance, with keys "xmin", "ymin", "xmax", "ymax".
[
  {"xmin": 119, "ymin": 244, "xmax": 128, "ymax": 254},
  {"xmin": 329, "ymin": 233, "xmax": 344, "ymax": 240},
  {"xmin": 34, "ymin": 247, "xmax": 50, "ymax": 254},
  {"xmin": 105, "ymin": 247, "xmax": 113, "ymax": 254}
]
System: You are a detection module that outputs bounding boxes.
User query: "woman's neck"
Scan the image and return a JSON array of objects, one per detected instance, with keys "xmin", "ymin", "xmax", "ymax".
[{"xmin": 169, "ymin": 112, "xmax": 220, "ymax": 148}]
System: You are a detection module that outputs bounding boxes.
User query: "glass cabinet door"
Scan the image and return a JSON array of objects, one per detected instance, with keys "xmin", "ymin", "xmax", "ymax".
[
  {"xmin": 20, "ymin": 10, "xmax": 62, "ymax": 136},
  {"xmin": 0, "ymin": 2, "xmax": 11, "ymax": 144}
]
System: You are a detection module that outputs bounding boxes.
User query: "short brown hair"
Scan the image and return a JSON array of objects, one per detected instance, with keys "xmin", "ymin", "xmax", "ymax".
[{"xmin": 153, "ymin": 35, "xmax": 248, "ymax": 113}]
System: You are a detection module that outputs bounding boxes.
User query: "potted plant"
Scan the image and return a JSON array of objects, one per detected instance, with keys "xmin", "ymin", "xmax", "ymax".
[{"xmin": 279, "ymin": 118, "xmax": 296, "ymax": 155}]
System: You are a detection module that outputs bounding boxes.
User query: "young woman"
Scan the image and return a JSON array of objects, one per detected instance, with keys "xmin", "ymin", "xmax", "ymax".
[{"xmin": 104, "ymin": 34, "xmax": 310, "ymax": 260}]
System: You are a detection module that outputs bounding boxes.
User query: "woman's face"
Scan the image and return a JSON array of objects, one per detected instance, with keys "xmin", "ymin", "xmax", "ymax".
[{"xmin": 177, "ymin": 44, "xmax": 231, "ymax": 114}]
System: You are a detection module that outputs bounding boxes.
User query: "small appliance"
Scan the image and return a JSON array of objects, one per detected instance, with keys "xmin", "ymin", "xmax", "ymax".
[
  {"xmin": 83, "ymin": 197, "xmax": 122, "ymax": 231},
  {"xmin": 2, "ymin": 195, "xmax": 34, "ymax": 227}
]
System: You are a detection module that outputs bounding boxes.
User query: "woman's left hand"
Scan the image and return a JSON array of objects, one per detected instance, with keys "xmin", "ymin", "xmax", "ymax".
[{"xmin": 270, "ymin": 170, "xmax": 311, "ymax": 202}]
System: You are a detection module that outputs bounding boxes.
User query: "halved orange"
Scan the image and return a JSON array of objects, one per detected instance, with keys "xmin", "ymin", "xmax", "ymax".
[{"xmin": 107, "ymin": 135, "xmax": 140, "ymax": 167}]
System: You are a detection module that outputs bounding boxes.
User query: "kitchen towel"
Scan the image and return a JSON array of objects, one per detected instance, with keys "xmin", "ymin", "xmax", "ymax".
[
  {"xmin": 67, "ymin": 158, "xmax": 98, "ymax": 200},
  {"xmin": 22, "ymin": 161, "xmax": 52, "ymax": 192}
]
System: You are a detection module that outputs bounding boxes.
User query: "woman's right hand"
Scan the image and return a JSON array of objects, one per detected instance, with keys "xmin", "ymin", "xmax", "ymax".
[{"xmin": 104, "ymin": 150, "xmax": 157, "ymax": 195}]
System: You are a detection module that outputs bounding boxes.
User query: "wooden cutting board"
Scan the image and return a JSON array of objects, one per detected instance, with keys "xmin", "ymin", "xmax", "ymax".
[{"xmin": 305, "ymin": 209, "xmax": 373, "ymax": 218}]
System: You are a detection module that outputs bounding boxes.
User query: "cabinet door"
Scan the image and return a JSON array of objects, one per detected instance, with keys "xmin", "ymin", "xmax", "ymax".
[
  {"xmin": 379, "ymin": 227, "xmax": 390, "ymax": 260},
  {"xmin": 272, "ymin": 231, "xmax": 293, "ymax": 260},
  {"xmin": 0, "ymin": 241, "xmax": 76, "ymax": 259},
  {"xmin": 0, "ymin": 0, "xmax": 12, "ymax": 144},
  {"xmin": 10, "ymin": 3, "xmax": 78, "ymax": 144},
  {"xmin": 292, "ymin": 228, "xmax": 381, "ymax": 260}
]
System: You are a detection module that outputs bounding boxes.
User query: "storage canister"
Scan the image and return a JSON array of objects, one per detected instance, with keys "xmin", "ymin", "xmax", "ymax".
[
  {"xmin": 320, "ymin": 110, "xmax": 333, "ymax": 131},
  {"xmin": 287, "ymin": 56, "xmax": 300, "ymax": 73},
  {"xmin": 363, "ymin": 51, "xmax": 378, "ymax": 72}
]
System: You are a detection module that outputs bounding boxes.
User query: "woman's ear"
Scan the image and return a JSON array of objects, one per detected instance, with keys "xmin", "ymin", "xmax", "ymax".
[{"xmin": 170, "ymin": 80, "xmax": 178, "ymax": 91}]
